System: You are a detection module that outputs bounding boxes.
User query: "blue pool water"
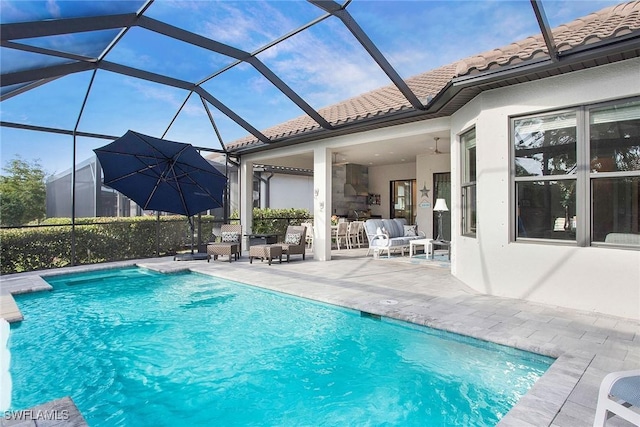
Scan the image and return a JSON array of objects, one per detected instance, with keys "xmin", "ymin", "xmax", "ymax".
[{"xmin": 9, "ymin": 267, "xmax": 553, "ymax": 426}]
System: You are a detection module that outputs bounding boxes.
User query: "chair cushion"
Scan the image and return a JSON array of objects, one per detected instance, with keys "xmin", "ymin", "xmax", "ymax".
[
  {"xmin": 404, "ymin": 225, "xmax": 417, "ymax": 236},
  {"xmin": 285, "ymin": 233, "xmax": 302, "ymax": 245},
  {"xmin": 611, "ymin": 375, "xmax": 640, "ymax": 406},
  {"xmin": 221, "ymin": 232, "xmax": 240, "ymax": 243}
]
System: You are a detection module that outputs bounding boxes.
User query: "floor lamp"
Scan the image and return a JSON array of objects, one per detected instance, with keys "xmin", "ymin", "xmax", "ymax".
[{"xmin": 434, "ymin": 198, "xmax": 449, "ymax": 241}]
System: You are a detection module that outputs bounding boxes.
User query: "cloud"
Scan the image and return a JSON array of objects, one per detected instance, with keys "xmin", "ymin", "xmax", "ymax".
[{"xmin": 46, "ymin": 0, "xmax": 61, "ymax": 18}]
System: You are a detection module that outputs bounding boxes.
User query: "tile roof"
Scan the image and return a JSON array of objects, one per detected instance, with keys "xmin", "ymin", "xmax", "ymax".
[{"xmin": 227, "ymin": 1, "xmax": 640, "ymax": 151}]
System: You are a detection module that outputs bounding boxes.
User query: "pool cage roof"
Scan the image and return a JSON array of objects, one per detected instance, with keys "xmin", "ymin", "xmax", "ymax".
[{"xmin": 2, "ymin": 0, "xmax": 640, "ymax": 158}]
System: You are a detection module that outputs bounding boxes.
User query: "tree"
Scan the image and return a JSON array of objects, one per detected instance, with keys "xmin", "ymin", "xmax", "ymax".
[{"xmin": 0, "ymin": 157, "xmax": 46, "ymax": 226}]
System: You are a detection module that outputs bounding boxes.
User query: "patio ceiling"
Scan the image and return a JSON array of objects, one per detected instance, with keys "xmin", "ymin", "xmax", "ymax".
[{"xmin": 1, "ymin": 0, "xmax": 610, "ymax": 163}]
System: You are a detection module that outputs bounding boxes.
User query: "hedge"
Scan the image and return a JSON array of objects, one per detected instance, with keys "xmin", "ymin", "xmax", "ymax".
[
  {"xmin": 230, "ymin": 208, "xmax": 311, "ymax": 240},
  {"xmin": 1, "ymin": 216, "xmax": 214, "ymax": 274},
  {"xmin": 1, "ymin": 209, "xmax": 312, "ymax": 274}
]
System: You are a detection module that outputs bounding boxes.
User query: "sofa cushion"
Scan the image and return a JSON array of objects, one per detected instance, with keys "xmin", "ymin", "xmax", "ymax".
[
  {"xmin": 404, "ymin": 225, "xmax": 417, "ymax": 236},
  {"xmin": 382, "ymin": 219, "xmax": 405, "ymax": 238},
  {"xmin": 365, "ymin": 219, "xmax": 384, "ymax": 237},
  {"xmin": 221, "ymin": 232, "xmax": 240, "ymax": 243},
  {"xmin": 285, "ymin": 233, "xmax": 302, "ymax": 245}
]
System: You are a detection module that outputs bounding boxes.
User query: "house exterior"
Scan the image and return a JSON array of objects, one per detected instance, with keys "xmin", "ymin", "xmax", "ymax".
[{"xmin": 227, "ymin": 2, "xmax": 640, "ymax": 320}]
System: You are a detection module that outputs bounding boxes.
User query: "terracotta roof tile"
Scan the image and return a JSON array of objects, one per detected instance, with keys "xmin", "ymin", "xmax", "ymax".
[{"xmin": 227, "ymin": 2, "xmax": 640, "ymax": 150}]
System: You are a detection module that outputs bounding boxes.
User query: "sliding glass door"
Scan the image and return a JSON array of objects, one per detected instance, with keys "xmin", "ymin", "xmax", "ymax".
[{"xmin": 390, "ymin": 179, "xmax": 416, "ymax": 224}]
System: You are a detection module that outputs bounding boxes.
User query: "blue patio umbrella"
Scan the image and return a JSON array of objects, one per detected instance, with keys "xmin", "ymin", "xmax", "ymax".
[{"xmin": 94, "ymin": 130, "xmax": 227, "ymax": 256}]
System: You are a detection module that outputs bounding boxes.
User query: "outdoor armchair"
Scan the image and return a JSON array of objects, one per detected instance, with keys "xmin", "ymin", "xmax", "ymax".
[
  {"xmin": 593, "ymin": 369, "xmax": 640, "ymax": 427},
  {"xmin": 207, "ymin": 224, "xmax": 242, "ymax": 262},
  {"xmin": 280, "ymin": 225, "xmax": 307, "ymax": 261}
]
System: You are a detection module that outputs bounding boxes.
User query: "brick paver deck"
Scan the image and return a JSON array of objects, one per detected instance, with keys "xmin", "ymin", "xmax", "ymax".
[{"xmin": 1, "ymin": 250, "xmax": 638, "ymax": 426}]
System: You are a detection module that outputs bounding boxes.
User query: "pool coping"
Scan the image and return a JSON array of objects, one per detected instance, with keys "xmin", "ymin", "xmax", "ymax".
[{"xmin": 1, "ymin": 254, "xmax": 638, "ymax": 426}]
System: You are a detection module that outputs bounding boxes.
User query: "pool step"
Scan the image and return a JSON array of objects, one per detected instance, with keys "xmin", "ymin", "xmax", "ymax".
[{"xmin": 0, "ymin": 275, "xmax": 52, "ymax": 323}]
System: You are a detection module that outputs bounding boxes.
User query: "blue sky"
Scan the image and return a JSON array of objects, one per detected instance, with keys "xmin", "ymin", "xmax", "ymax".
[{"xmin": 0, "ymin": 0, "xmax": 623, "ymax": 177}]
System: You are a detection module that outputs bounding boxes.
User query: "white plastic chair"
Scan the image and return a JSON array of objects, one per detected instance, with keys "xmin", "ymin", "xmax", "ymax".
[
  {"xmin": 335, "ymin": 221, "xmax": 349, "ymax": 250},
  {"xmin": 301, "ymin": 222, "xmax": 314, "ymax": 249},
  {"xmin": 347, "ymin": 221, "xmax": 363, "ymax": 249},
  {"xmin": 593, "ymin": 370, "xmax": 640, "ymax": 427}
]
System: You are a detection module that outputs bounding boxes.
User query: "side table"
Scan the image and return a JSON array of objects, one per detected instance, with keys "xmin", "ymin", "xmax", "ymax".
[
  {"xmin": 409, "ymin": 238, "xmax": 433, "ymax": 258},
  {"xmin": 431, "ymin": 240, "xmax": 451, "ymax": 260}
]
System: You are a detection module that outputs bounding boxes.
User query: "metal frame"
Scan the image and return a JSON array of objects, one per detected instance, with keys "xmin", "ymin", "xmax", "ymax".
[{"xmin": 2, "ymin": 1, "xmax": 636, "ymax": 153}]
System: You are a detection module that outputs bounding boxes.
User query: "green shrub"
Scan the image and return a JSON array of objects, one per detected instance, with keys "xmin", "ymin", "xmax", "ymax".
[{"xmin": 0, "ymin": 216, "xmax": 215, "ymax": 274}]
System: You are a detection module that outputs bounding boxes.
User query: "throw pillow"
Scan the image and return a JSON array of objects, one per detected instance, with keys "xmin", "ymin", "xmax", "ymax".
[
  {"xmin": 285, "ymin": 233, "xmax": 301, "ymax": 245},
  {"xmin": 404, "ymin": 225, "xmax": 418, "ymax": 237},
  {"xmin": 221, "ymin": 232, "xmax": 239, "ymax": 243}
]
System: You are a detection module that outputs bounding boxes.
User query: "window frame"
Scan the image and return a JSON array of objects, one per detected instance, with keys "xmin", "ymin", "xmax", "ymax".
[
  {"xmin": 510, "ymin": 96, "xmax": 640, "ymax": 248},
  {"xmin": 461, "ymin": 127, "xmax": 477, "ymax": 237}
]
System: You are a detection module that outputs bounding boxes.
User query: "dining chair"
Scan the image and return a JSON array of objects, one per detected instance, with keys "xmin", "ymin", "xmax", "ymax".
[
  {"xmin": 347, "ymin": 221, "xmax": 363, "ymax": 249},
  {"xmin": 335, "ymin": 221, "xmax": 349, "ymax": 250}
]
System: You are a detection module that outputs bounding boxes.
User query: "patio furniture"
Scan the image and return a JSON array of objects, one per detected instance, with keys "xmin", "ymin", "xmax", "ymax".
[
  {"xmin": 593, "ymin": 370, "xmax": 640, "ymax": 427},
  {"xmin": 245, "ymin": 233, "xmax": 278, "ymax": 248},
  {"xmin": 207, "ymin": 224, "xmax": 242, "ymax": 262},
  {"xmin": 364, "ymin": 219, "xmax": 426, "ymax": 257},
  {"xmin": 280, "ymin": 225, "xmax": 307, "ymax": 261},
  {"xmin": 249, "ymin": 244, "xmax": 283, "ymax": 265},
  {"xmin": 335, "ymin": 221, "xmax": 349, "ymax": 250},
  {"xmin": 207, "ymin": 242, "xmax": 239, "ymax": 262},
  {"xmin": 301, "ymin": 222, "xmax": 314, "ymax": 249},
  {"xmin": 409, "ymin": 238, "xmax": 433, "ymax": 258},
  {"xmin": 432, "ymin": 240, "xmax": 451, "ymax": 260},
  {"xmin": 347, "ymin": 221, "xmax": 364, "ymax": 248}
]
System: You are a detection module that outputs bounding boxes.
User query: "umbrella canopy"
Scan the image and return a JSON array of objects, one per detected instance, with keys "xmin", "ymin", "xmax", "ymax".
[{"xmin": 94, "ymin": 130, "xmax": 227, "ymax": 216}]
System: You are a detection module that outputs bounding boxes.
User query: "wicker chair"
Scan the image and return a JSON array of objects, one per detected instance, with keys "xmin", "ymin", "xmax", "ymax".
[
  {"xmin": 207, "ymin": 224, "xmax": 242, "ymax": 262},
  {"xmin": 280, "ymin": 225, "xmax": 307, "ymax": 261}
]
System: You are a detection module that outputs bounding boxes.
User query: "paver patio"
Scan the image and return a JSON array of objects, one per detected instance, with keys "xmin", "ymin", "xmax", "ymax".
[{"xmin": 1, "ymin": 249, "xmax": 638, "ymax": 426}]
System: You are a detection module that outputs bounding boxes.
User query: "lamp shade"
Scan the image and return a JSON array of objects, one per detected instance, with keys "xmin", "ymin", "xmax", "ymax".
[{"xmin": 434, "ymin": 198, "xmax": 449, "ymax": 212}]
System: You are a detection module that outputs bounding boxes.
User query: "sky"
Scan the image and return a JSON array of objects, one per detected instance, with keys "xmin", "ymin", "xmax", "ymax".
[{"xmin": 0, "ymin": 0, "xmax": 624, "ymax": 177}]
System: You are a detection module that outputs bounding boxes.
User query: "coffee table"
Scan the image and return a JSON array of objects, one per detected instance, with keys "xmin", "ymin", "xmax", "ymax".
[{"xmin": 409, "ymin": 238, "xmax": 433, "ymax": 258}]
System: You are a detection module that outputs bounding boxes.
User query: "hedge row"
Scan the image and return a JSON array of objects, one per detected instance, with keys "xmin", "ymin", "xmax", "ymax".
[
  {"xmin": 1, "ymin": 209, "xmax": 312, "ymax": 275},
  {"xmin": 231, "ymin": 208, "xmax": 312, "ymax": 240},
  {"xmin": 1, "ymin": 216, "xmax": 214, "ymax": 274}
]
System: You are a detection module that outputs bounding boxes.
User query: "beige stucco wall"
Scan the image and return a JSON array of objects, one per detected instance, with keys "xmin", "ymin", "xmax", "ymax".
[{"xmin": 450, "ymin": 58, "xmax": 640, "ymax": 320}]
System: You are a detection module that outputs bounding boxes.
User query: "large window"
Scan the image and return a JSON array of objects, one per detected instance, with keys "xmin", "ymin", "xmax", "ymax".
[
  {"xmin": 512, "ymin": 98, "xmax": 639, "ymax": 247},
  {"xmin": 461, "ymin": 128, "xmax": 476, "ymax": 236}
]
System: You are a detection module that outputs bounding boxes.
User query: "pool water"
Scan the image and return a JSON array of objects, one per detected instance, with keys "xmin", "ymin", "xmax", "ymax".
[{"xmin": 9, "ymin": 267, "xmax": 553, "ymax": 426}]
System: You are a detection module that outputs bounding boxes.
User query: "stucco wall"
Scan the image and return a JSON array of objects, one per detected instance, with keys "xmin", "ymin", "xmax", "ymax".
[
  {"xmin": 268, "ymin": 174, "xmax": 313, "ymax": 211},
  {"xmin": 450, "ymin": 58, "xmax": 640, "ymax": 320}
]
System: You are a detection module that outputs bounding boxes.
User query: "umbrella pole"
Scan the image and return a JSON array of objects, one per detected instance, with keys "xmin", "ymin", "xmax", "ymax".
[{"xmin": 189, "ymin": 216, "xmax": 195, "ymax": 254}]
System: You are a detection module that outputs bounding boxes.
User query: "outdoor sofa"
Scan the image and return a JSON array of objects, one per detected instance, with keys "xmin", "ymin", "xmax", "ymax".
[{"xmin": 364, "ymin": 218, "xmax": 426, "ymax": 257}]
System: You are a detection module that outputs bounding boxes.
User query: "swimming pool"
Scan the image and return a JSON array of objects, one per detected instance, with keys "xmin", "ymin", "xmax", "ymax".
[{"xmin": 8, "ymin": 267, "xmax": 553, "ymax": 426}]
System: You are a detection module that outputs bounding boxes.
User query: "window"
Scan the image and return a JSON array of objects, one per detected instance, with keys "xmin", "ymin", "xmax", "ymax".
[
  {"xmin": 514, "ymin": 112, "xmax": 577, "ymax": 240},
  {"xmin": 461, "ymin": 128, "xmax": 476, "ymax": 236},
  {"xmin": 590, "ymin": 102, "xmax": 640, "ymax": 244},
  {"xmin": 512, "ymin": 98, "xmax": 640, "ymax": 246}
]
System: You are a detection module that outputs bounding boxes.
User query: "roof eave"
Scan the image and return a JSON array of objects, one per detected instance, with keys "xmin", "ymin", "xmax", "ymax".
[{"xmin": 229, "ymin": 33, "xmax": 640, "ymax": 156}]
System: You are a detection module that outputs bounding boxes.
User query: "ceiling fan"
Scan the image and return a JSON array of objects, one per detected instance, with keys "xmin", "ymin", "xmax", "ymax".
[{"xmin": 430, "ymin": 137, "xmax": 445, "ymax": 154}]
